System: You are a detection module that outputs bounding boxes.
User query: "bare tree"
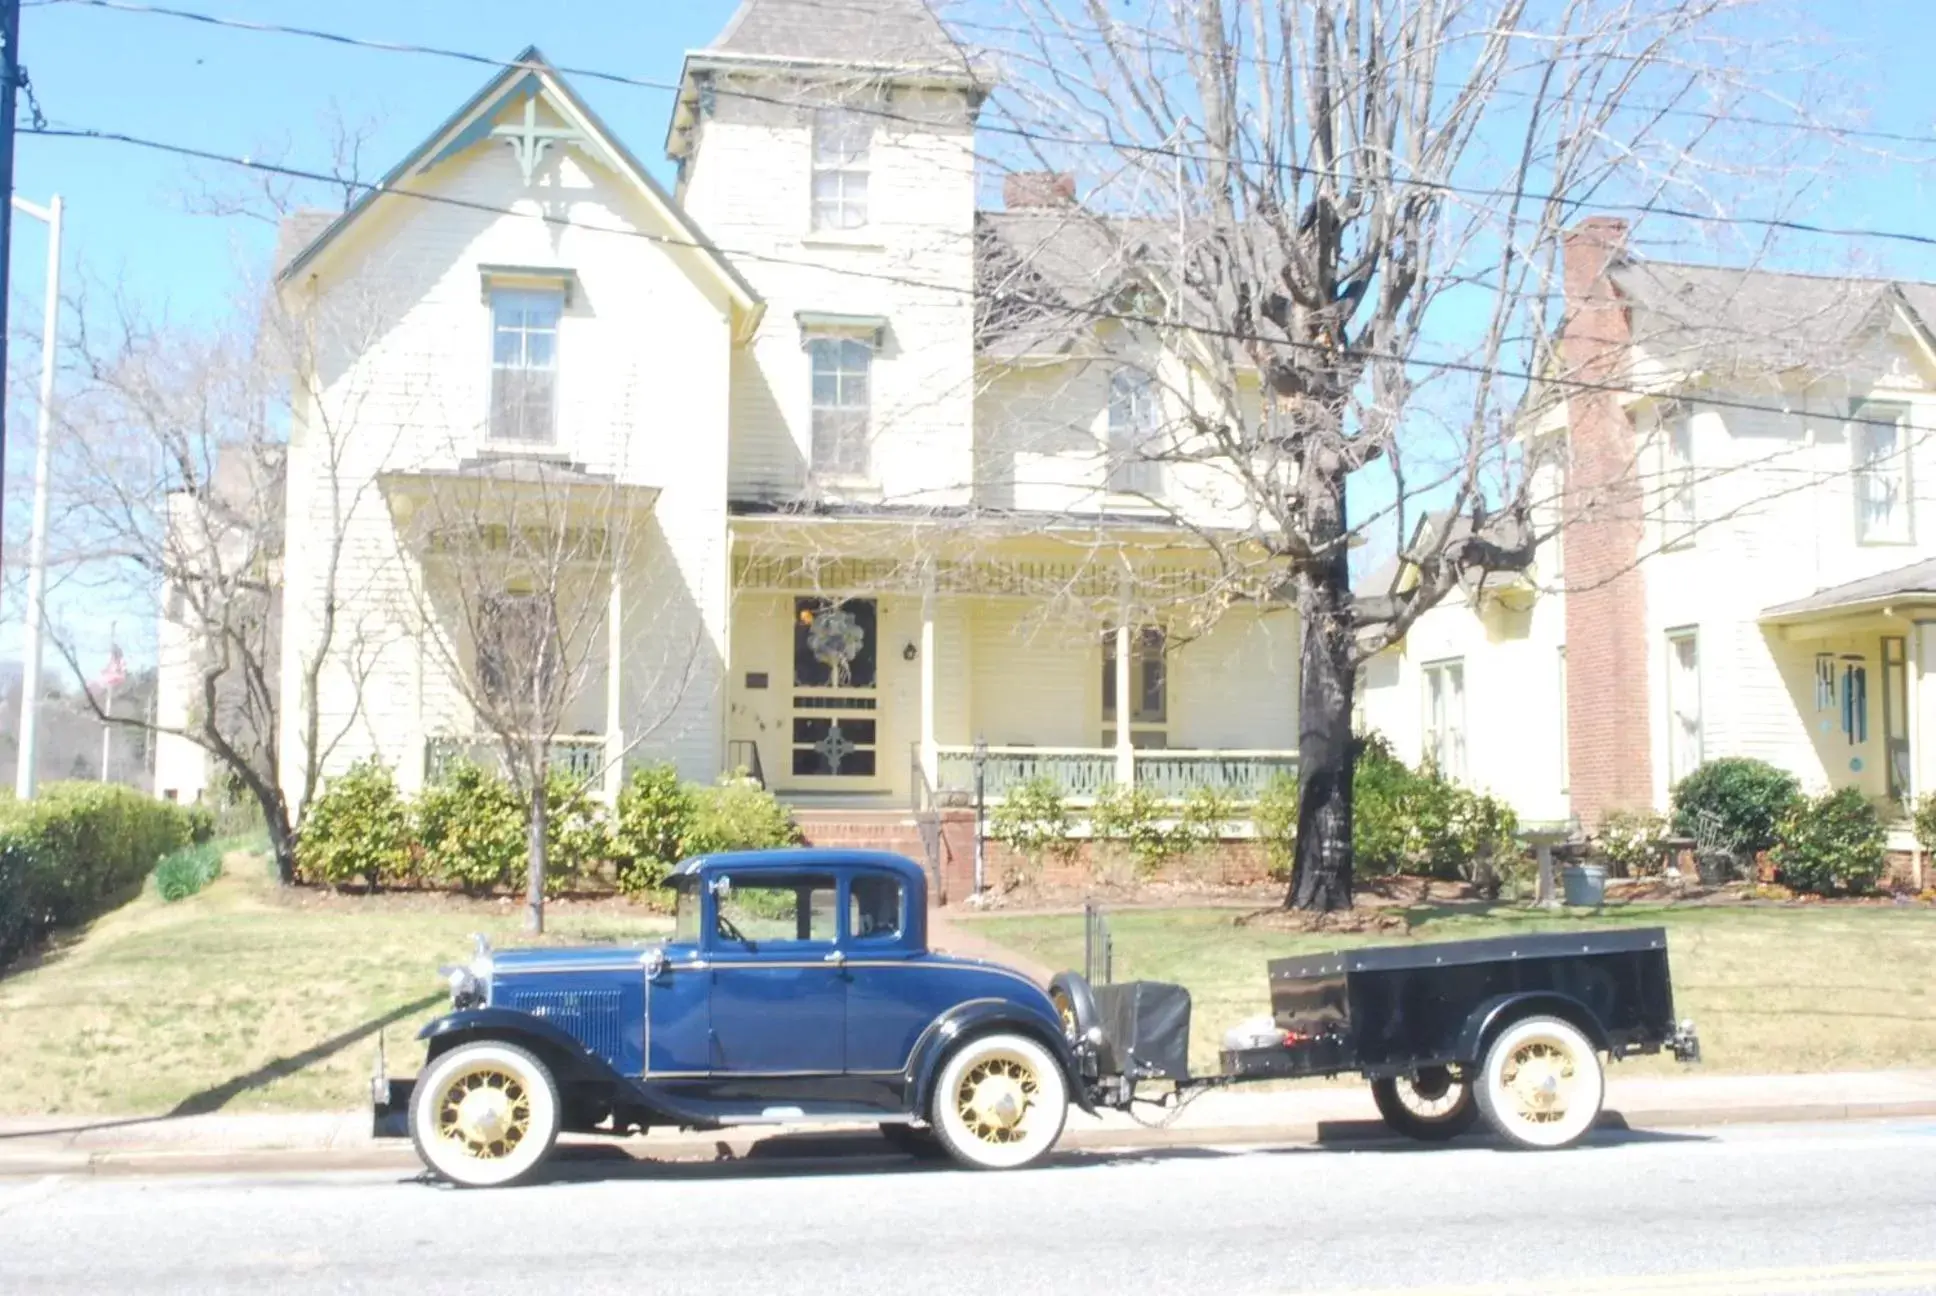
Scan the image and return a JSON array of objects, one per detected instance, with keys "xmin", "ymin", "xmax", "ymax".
[{"xmin": 968, "ymin": 0, "xmax": 1820, "ymax": 908}]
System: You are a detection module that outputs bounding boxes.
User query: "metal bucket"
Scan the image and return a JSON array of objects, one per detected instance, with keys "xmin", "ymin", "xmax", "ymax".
[{"xmin": 1560, "ymin": 864, "xmax": 1607, "ymax": 907}]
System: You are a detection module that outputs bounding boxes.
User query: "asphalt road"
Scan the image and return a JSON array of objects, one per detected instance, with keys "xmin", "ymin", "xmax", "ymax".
[{"xmin": 1, "ymin": 1120, "xmax": 1932, "ymax": 1295}]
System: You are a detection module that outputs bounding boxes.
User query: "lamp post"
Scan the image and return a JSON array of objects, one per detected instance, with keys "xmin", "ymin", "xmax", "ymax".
[
  {"xmin": 13, "ymin": 191, "xmax": 59, "ymax": 799},
  {"xmin": 971, "ymin": 733, "xmax": 987, "ymax": 899}
]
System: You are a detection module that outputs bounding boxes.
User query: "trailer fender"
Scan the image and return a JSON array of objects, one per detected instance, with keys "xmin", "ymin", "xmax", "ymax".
[
  {"xmin": 1456, "ymin": 992, "xmax": 1612, "ymax": 1065},
  {"xmin": 906, "ymin": 998, "xmax": 1095, "ymax": 1118}
]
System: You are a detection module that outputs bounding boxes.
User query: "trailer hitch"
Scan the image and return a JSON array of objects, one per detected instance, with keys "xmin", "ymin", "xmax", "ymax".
[{"xmin": 1668, "ymin": 1019, "xmax": 1701, "ymax": 1064}]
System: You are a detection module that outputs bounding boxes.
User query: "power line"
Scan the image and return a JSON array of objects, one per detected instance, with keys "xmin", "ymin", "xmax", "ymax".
[
  {"xmin": 44, "ymin": 0, "xmax": 1936, "ymax": 251},
  {"xmin": 24, "ymin": 121, "xmax": 1926, "ymax": 442}
]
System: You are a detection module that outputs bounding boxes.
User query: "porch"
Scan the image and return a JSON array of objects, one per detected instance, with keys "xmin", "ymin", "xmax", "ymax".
[{"xmin": 931, "ymin": 745, "xmax": 1300, "ymax": 803}]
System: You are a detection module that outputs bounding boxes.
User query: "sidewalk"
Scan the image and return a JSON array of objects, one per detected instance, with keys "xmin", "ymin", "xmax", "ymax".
[{"xmin": 2, "ymin": 1069, "xmax": 1930, "ymax": 1178}]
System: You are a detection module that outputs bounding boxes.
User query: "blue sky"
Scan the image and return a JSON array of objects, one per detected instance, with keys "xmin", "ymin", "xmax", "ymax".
[{"xmin": 5, "ymin": 0, "xmax": 1936, "ymax": 675}]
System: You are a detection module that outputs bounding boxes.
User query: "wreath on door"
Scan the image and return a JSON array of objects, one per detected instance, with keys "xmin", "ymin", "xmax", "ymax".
[{"xmin": 808, "ymin": 607, "xmax": 866, "ymax": 687}]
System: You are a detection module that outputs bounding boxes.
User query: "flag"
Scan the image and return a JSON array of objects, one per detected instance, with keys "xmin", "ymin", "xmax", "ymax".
[{"xmin": 97, "ymin": 644, "xmax": 126, "ymax": 693}]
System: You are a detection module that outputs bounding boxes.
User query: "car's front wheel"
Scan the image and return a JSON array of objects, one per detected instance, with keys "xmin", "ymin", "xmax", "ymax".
[
  {"xmin": 930, "ymin": 1032, "xmax": 1068, "ymax": 1171},
  {"xmin": 409, "ymin": 1040, "xmax": 561, "ymax": 1188}
]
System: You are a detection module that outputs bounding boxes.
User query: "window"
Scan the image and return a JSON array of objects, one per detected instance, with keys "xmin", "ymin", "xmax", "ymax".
[
  {"xmin": 1557, "ymin": 646, "xmax": 1569, "ymax": 794},
  {"xmin": 1662, "ymin": 409, "xmax": 1695, "ymax": 547},
  {"xmin": 808, "ymin": 337, "xmax": 872, "ymax": 477},
  {"xmin": 673, "ymin": 882, "xmax": 702, "ymax": 945},
  {"xmin": 1103, "ymin": 626, "xmax": 1167, "ymax": 747},
  {"xmin": 476, "ymin": 591, "xmax": 561, "ymax": 718},
  {"xmin": 489, "ymin": 289, "xmax": 561, "ymax": 444},
  {"xmin": 1854, "ymin": 402, "xmax": 1912, "ymax": 544},
  {"xmin": 849, "ymin": 874, "xmax": 904, "ymax": 942},
  {"xmin": 1884, "ymin": 636, "xmax": 1910, "ymax": 802},
  {"xmin": 1666, "ymin": 629, "xmax": 1702, "ymax": 783},
  {"xmin": 715, "ymin": 874, "xmax": 837, "ymax": 945},
  {"xmin": 811, "ymin": 109, "xmax": 871, "ymax": 231},
  {"xmin": 1423, "ymin": 659, "xmax": 1466, "ymax": 782},
  {"xmin": 1107, "ymin": 368, "xmax": 1161, "ymax": 495}
]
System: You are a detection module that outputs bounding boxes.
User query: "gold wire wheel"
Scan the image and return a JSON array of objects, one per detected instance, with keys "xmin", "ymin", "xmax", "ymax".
[
  {"xmin": 954, "ymin": 1052, "xmax": 1041, "ymax": 1146},
  {"xmin": 435, "ymin": 1063, "xmax": 534, "ymax": 1160},
  {"xmin": 1500, "ymin": 1038, "xmax": 1576, "ymax": 1125},
  {"xmin": 1394, "ymin": 1067, "xmax": 1464, "ymax": 1119}
]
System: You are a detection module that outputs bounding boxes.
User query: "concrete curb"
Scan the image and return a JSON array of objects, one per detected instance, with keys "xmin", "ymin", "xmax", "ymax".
[{"xmin": 2, "ymin": 1098, "xmax": 1930, "ymax": 1179}]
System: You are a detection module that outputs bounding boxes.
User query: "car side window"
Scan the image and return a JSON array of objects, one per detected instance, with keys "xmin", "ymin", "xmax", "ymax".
[
  {"xmin": 848, "ymin": 874, "xmax": 904, "ymax": 943},
  {"xmin": 715, "ymin": 874, "xmax": 837, "ymax": 945}
]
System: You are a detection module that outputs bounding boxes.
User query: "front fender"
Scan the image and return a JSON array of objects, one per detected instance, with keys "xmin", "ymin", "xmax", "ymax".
[
  {"xmin": 417, "ymin": 1008, "xmax": 631, "ymax": 1088},
  {"xmin": 1456, "ymin": 991, "xmax": 1612, "ymax": 1065},
  {"xmin": 905, "ymin": 997, "xmax": 1094, "ymax": 1118}
]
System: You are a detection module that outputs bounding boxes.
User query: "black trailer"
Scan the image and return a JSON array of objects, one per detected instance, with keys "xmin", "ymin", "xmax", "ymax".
[{"xmin": 1053, "ymin": 925, "xmax": 1700, "ymax": 1150}]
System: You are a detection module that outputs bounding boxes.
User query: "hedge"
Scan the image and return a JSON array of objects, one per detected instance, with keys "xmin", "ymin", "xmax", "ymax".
[{"xmin": 0, "ymin": 782, "xmax": 194, "ymax": 969}]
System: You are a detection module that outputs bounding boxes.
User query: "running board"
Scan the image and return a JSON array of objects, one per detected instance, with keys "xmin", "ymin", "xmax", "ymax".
[{"xmin": 713, "ymin": 1109, "xmax": 914, "ymax": 1127}]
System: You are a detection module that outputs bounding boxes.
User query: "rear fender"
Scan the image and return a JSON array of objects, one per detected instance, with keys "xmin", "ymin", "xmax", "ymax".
[
  {"xmin": 1456, "ymin": 992, "xmax": 1612, "ymax": 1066},
  {"xmin": 906, "ymin": 998, "xmax": 1094, "ymax": 1118}
]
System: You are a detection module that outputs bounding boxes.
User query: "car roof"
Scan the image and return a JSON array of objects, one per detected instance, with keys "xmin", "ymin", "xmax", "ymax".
[{"xmin": 668, "ymin": 848, "xmax": 928, "ymax": 888}]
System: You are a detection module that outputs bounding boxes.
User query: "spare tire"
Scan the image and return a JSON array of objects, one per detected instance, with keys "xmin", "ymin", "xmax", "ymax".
[{"xmin": 1047, "ymin": 971, "xmax": 1100, "ymax": 1047}]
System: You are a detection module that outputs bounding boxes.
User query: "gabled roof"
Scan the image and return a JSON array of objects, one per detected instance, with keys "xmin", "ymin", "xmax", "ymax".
[
  {"xmin": 275, "ymin": 47, "xmax": 761, "ymax": 328},
  {"xmin": 975, "ymin": 210, "xmax": 1167, "ymax": 357},
  {"xmin": 707, "ymin": 0, "xmax": 970, "ymax": 71},
  {"xmin": 1762, "ymin": 557, "xmax": 1936, "ymax": 621}
]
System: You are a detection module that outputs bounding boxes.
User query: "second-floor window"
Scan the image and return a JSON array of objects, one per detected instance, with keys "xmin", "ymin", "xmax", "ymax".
[
  {"xmin": 1423, "ymin": 658, "xmax": 1466, "ymax": 782},
  {"xmin": 490, "ymin": 289, "xmax": 561, "ymax": 444},
  {"xmin": 1107, "ymin": 368, "xmax": 1161, "ymax": 495},
  {"xmin": 1666, "ymin": 628, "xmax": 1701, "ymax": 783},
  {"xmin": 1853, "ymin": 401, "xmax": 1911, "ymax": 544},
  {"xmin": 1662, "ymin": 408, "xmax": 1695, "ymax": 547},
  {"xmin": 811, "ymin": 109, "xmax": 871, "ymax": 232},
  {"xmin": 809, "ymin": 337, "xmax": 871, "ymax": 477}
]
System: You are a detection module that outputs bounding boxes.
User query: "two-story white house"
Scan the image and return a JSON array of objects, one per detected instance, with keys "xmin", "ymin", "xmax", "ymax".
[
  {"xmin": 259, "ymin": 0, "xmax": 1300, "ymax": 840},
  {"xmin": 1363, "ymin": 217, "xmax": 1936, "ymax": 879}
]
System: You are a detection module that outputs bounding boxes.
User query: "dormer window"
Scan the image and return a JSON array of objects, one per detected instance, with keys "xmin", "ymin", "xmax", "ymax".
[{"xmin": 811, "ymin": 109, "xmax": 871, "ymax": 232}]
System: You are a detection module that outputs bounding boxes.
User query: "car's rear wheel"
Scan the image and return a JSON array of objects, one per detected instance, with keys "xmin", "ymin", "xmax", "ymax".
[
  {"xmin": 930, "ymin": 1033, "xmax": 1067, "ymax": 1171},
  {"xmin": 1370, "ymin": 1066, "xmax": 1478, "ymax": 1141},
  {"xmin": 410, "ymin": 1040, "xmax": 561, "ymax": 1188},
  {"xmin": 1474, "ymin": 1015, "xmax": 1605, "ymax": 1150}
]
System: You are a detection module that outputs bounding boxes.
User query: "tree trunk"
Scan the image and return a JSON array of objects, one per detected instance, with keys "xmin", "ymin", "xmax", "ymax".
[
  {"xmin": 266, "ymin": 808, "xmax": 297, "ymax": 887},
  {"xmin": 525, "ymin": 774, "xmax": 548, "ymax": 935},
  {"xmin": 1287, "ymin": 460, "xmax": 1356, "ymax": 912}
]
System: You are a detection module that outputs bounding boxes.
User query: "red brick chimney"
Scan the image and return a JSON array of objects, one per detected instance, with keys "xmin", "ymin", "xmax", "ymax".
[
  {"xmin": 1559, "ymin": 217, "xmax": 1654, "ymax": 831},
  {"xmin": 1003, "ymin": 171, "xmax": 1077, "ymax": 209}
]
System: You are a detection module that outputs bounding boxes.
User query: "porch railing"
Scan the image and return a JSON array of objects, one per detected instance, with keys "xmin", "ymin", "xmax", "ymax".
[
  {"xmin": 934, "ymin": 745, "xmax": 1297, "ymax": 803},
  {"xmin": 424, "ymin": 734, "xmax": 607, "ymax": 786}
]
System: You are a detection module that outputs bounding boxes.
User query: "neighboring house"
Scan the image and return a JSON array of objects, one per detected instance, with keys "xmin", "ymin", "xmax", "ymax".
[
  {"xmin": 154, "ymin": 444, "xmax": 286, "ymax": 803},
  {"xmin": 262, "ymin": 0, "xmax": 1299, "ymax": 834},
  {"xmin": 1363, "ymin": 216, "xmax": 1936, "ymax": 868}
]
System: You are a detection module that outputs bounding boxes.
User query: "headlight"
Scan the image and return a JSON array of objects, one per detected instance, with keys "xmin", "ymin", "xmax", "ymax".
[{"xmin": 440, "ymin": 964, "xmax": 485, "ymax": 1010}]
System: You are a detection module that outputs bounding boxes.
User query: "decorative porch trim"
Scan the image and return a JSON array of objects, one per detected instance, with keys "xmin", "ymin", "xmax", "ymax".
[{"xmin": 732, "ymin": 553, "xmax": 1236, "ymax": 601}]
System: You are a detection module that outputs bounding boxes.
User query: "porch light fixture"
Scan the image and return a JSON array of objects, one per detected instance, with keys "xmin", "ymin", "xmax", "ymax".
[{"xmin": 902, "ymin": 641, "xmax": 918, "ymax": 661}]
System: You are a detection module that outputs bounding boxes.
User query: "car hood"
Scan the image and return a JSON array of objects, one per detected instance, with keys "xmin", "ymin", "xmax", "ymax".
[{"xmin": 487, "ymin": 943, "xmax": 663, "ymax": 972}]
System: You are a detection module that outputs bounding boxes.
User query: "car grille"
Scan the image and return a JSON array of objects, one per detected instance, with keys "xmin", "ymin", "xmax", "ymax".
[{"xmin": 506, "ymin": 989, "xmax": 624, "ymax": 1059}]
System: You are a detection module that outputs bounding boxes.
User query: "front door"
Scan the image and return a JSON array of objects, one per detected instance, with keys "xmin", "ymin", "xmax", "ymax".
[
  {"xmin": 706, "ymin": 871, "xmax": 845, "ymax": 1074},
  {"xmin": 787, "ymin": 597, "xmax": 882, "ymax": 790}
]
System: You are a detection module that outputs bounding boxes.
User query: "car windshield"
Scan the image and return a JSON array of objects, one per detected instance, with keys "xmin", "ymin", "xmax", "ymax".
[{"xmin": 672, "ymin": 881, "xmax": 701, "ymax": 946}]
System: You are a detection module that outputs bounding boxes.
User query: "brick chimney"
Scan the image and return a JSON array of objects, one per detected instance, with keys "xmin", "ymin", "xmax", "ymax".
[
  {"xmin": 1559, "ymin": 217, "xmax": 1655, "ymax": 830},
  {"xmin": 1003, "ymin": 171, "xmax": 1077, "ymax": 209}
]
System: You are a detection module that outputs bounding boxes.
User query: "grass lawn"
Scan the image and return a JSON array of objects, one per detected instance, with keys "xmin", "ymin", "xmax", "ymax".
[
  {"xmin": 977, "ymin": 904, "xmax": 1936, "ymax": 1077},
  {"xmin": 0, "ymin": 850, "xmax": 670, "ymax": 1117}
]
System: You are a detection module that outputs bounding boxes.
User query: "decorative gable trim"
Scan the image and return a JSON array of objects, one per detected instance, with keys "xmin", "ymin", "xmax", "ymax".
[{"xmin": 479, "ymin": 264, "xmax": 576, "ymax": 306}]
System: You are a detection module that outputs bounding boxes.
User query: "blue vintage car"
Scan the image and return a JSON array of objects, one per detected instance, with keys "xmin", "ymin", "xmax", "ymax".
[
  {"xmin": 382, "ymin": 846, "xmax": 1699, "ymax": 1187},
  {"xmin": 381, "ymin": 849, "xmax": 1088, "ymax": 1186}
]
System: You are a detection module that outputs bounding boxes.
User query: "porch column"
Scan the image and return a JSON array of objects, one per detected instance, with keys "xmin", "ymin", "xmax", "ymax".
[
  {"xmin": 920, "ymin": 571, "xmax": 939, "ymax": 786},
  {"xmin": 1115, "ymin": 579, "xmax": 1135, "ymax": 789},
  {"xmin": 604, "ymin": 564, "xmax": 624, "ymax": 803},
  {"xmin": 1915, "ymin": 622, "xmax": 1934, "ymax": 889}
]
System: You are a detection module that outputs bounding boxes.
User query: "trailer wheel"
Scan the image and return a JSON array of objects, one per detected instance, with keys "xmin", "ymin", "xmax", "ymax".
[
  {"xmin": 1370, "ymin": 1067, "xmax": 1478, "ymax": 1141},
  {"xmin": 409, "ymin": 1040, "xmax": 561, "ymax": 1188},
  {"xmin": 1474, "ymin": 1015, "xmax": 1605, "ymax": 1150},
  {"xmin": 930, "ymin": 1033, "xmax": 1068, "ymax": 1171}
]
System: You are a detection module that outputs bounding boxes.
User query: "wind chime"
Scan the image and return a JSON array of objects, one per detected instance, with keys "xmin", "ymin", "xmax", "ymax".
[{"xmin": 1817, "ymin": 652, "xmax": 1868, "ymax": 768}]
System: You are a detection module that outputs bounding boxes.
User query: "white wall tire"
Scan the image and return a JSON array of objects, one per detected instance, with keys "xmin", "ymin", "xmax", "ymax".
[
  {"xmin": 409, "ymin": 1040, "xmax": 562, "ymax": 1188},
  {"xmin": 930, "ymin": 1033, "xmax": 1068, "ymax": 1171},
  {"xmin": 1474, "ymin": 1015, "xmax": 1605, "ymax": 1150}
]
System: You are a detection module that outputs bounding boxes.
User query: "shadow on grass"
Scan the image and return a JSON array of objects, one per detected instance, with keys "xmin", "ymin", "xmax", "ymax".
[{"xmin": 0, "ymin": 991, "xmax": 445, "ymax": 1139}]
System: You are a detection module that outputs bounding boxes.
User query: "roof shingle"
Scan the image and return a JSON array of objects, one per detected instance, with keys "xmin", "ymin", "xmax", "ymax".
[{"xmin": 709, "ymin": 0, "xmax": 969, "ymax": 70}]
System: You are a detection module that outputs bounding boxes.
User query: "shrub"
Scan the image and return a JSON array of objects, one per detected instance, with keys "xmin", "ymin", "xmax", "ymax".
[
  {"xmin": 183, "ymin": 804, "xmax": 217, "ymax": 845},
  {"xmin": 683, "ymin": 774, "xmax": 800, "ymax": 859},
  {"xmin": 989, "ymin": 776, "xmax": 1077, "ymax": 885},
  {"xmin": 1252, "ymin": 772, "xmax": 1299, "ymax": 881},
  {"xmin": 1670, "ymin": 758, "xmax": 1802, "ymax": 857},
  {"xmin": 612, "ymin": 763, "xmax": 697, "ymax": 899},
  {"xmin": 543, "ymin": 768, "xmax": 613, "ymax": 895},
  {"xmin": 1349, "ymin": 734, "xmax": 1516, "ymax": 881},
  {"xmin": 1351, "ymin": 736, "xmax": 1415, "ymax": 876},
  {"xmin": 295, "ymin": 760, "xmax": 411, "ymax": 890},
  {"xmin": 0, "ymin": 782, "xmax": 193, "ymax": 967},
  {"xmin": 1595, "ymin": 808, "xmax": 1669, "ymax": 878},
  {"xmin": 415, "ymin": 760, "xmax": 526, "ymax": 894},
  {"xmin": 1913, "ymin": 792, "xmax": 1936, "ymax": 859},
  {"xmin": 1773, "ymin": 786, "xmax": 1886, "ymax": 896},
  {"xmin": 1090, "ymin": 783, "xmax": 1190, "ymax": 877},
  {"xmin": 154, "ymin": 840, "xmax": 224, "ymax": 902}
]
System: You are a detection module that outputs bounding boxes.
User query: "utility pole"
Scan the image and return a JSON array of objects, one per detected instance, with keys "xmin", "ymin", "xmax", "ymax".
[
  {"xmin": 14, "ymin": 192, "xmax": 59, "ymax": 799},
  {"xmin": 0, "ymin": 0, "xmax": 23, "ymax": 576}
]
